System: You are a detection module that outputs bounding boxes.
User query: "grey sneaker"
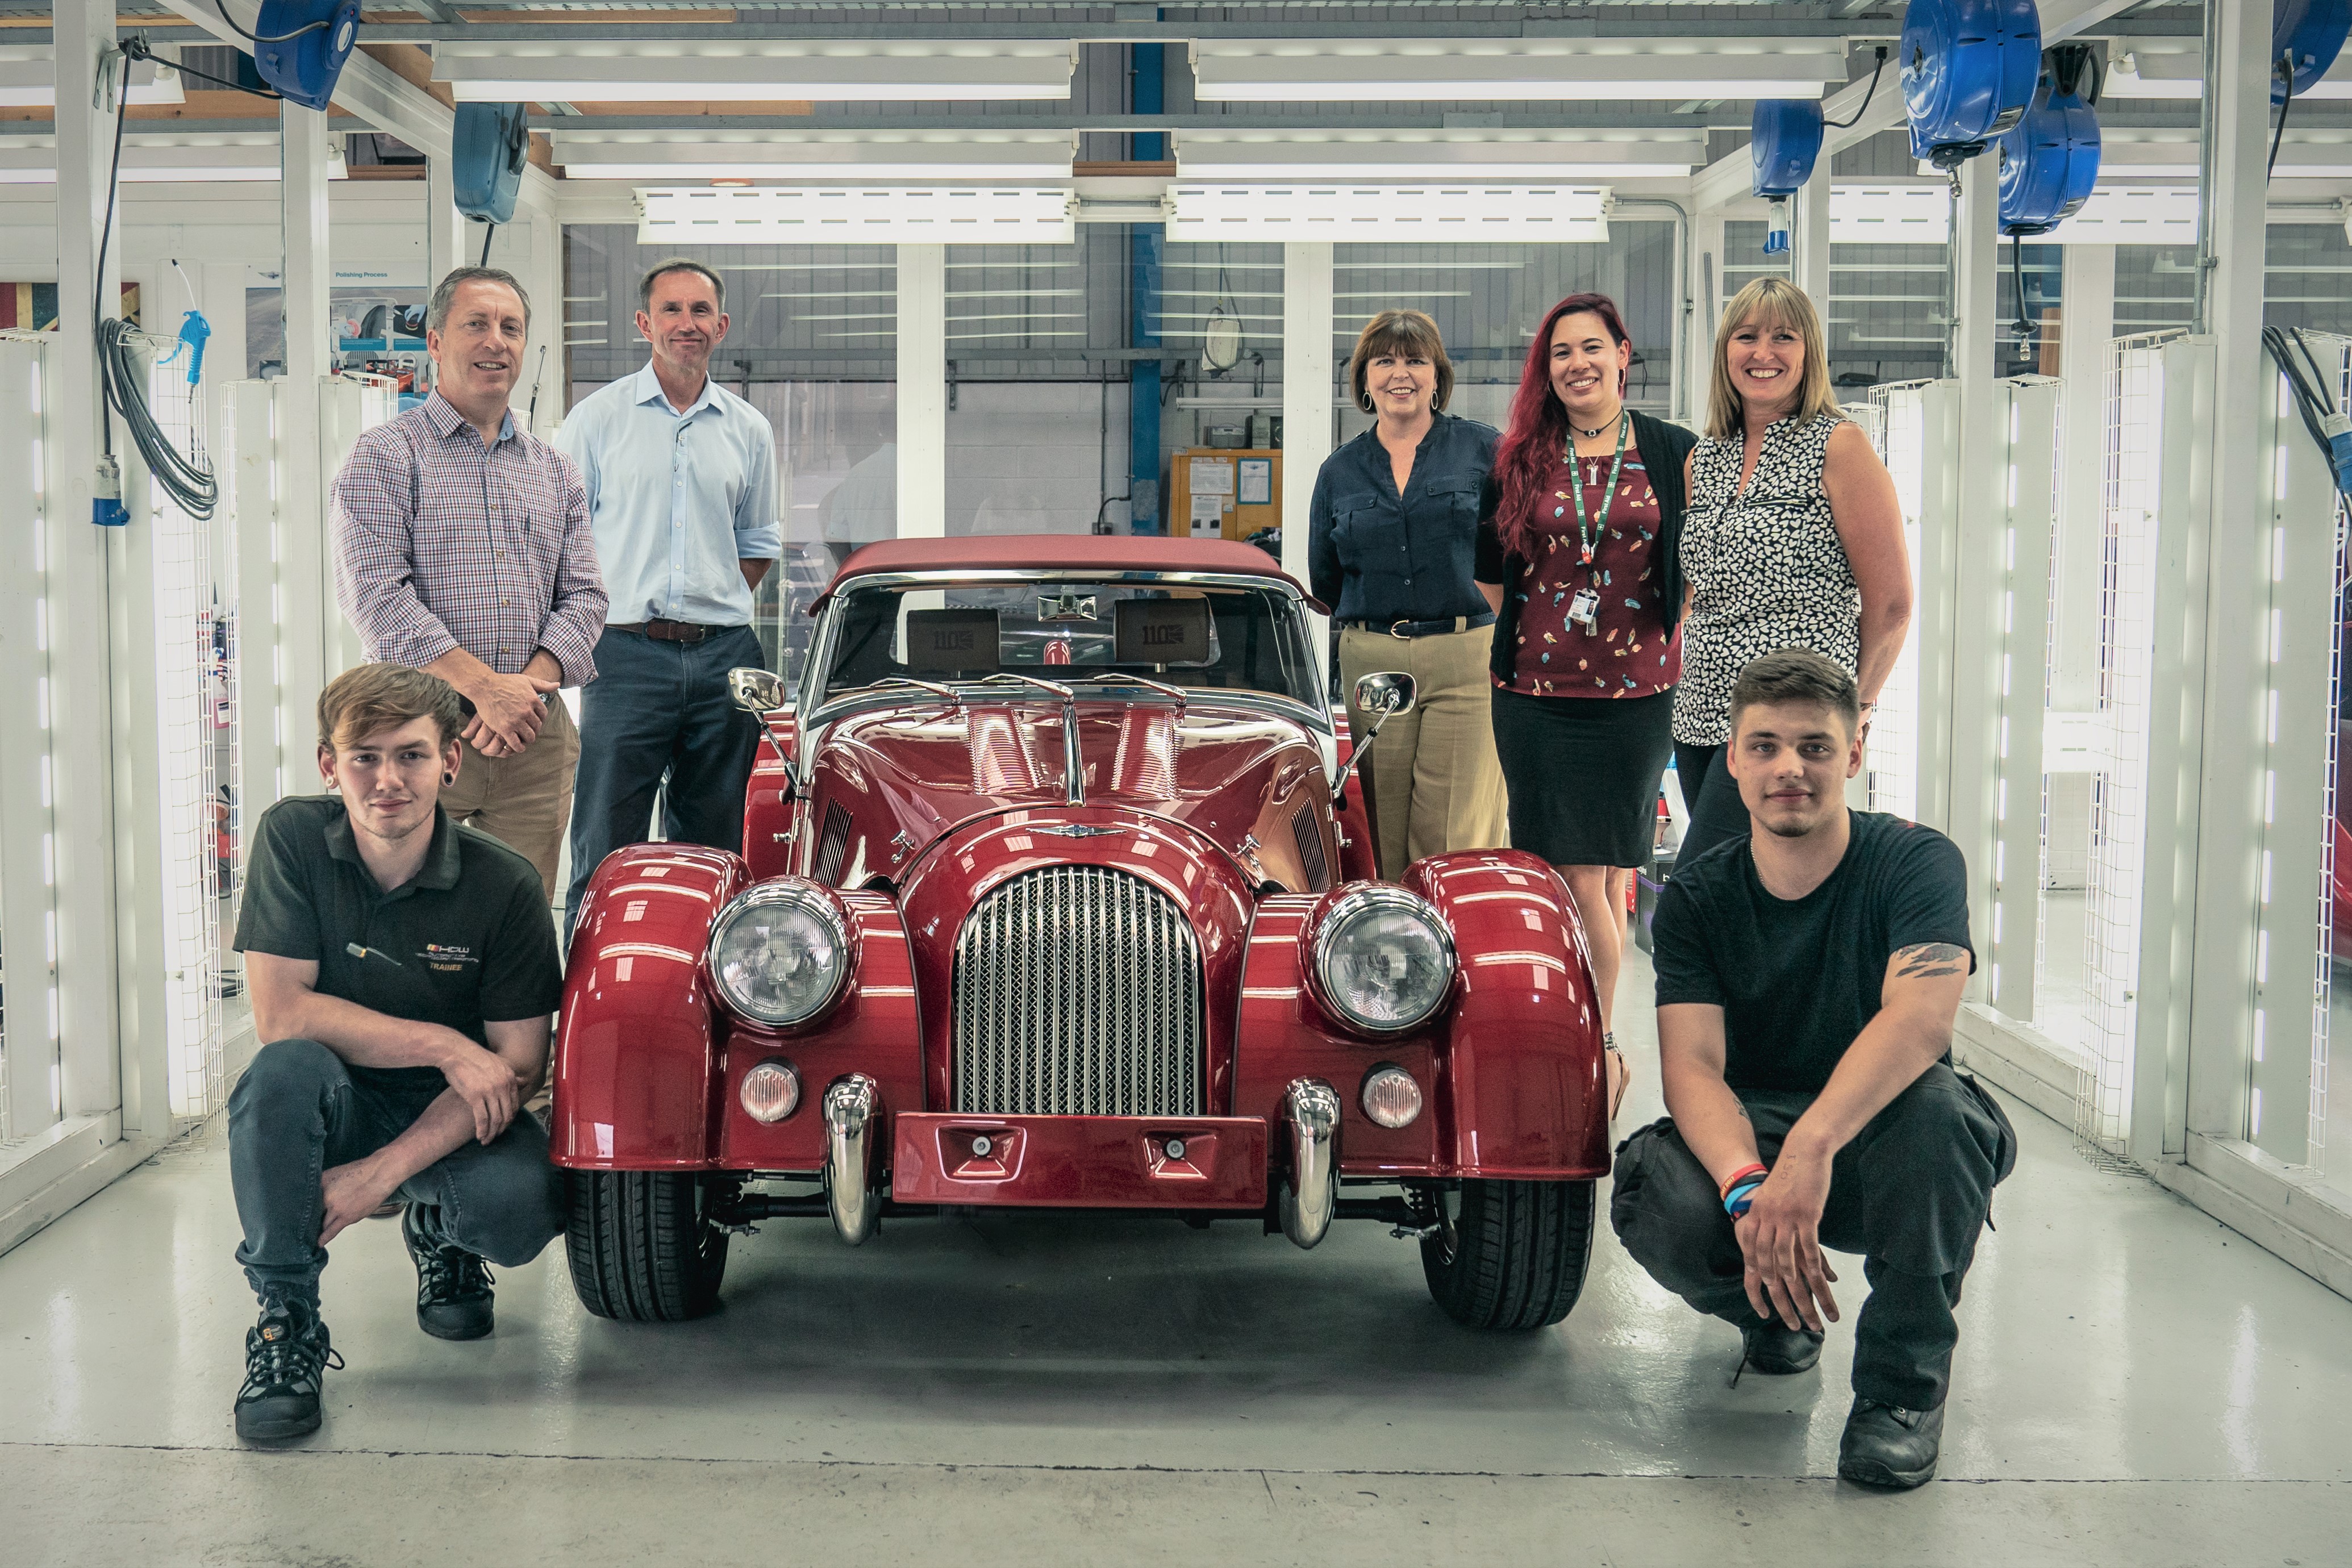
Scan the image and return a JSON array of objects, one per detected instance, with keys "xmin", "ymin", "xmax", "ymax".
[
  {"xmin": 232, "ymin": 1290, "xmax": 341, "ymax": 1443},
  {"xmin": 402, "ymin": 1202, "xmax": 496, "ymax": 1340}
]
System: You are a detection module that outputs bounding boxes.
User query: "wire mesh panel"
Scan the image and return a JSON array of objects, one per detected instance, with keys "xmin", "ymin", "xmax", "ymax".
[
  {"xmin": 144, "ymin": 355, "xmax": 226, "ymax": 1120},
  {"xmin": 2079, "ymin": 331, "xmax": 2182, "ymax": 1154},
  {"xmin": 1863, "ymin": 380, "xmax": 1931, "ymax": 821}
]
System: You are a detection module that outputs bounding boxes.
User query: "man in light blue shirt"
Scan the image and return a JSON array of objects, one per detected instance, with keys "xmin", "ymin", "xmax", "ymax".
[{"xmin": 553, "ymin": 258, "xmax": 779, "ymax": 934}]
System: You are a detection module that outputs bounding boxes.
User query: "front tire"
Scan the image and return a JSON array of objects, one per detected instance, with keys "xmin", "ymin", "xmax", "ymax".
[
  {"xmin": 565, "ymin": 1170, "xmax": 729, "ymax": 1321},
  {"xmin": 1419, "ymin": 1179, "xmax": 1595, "ymax": 1329}
]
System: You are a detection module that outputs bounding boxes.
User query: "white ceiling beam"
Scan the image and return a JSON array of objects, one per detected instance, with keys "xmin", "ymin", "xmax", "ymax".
[
  {"xmin": 1690, "ymin": 0, "xmax": 2144, "ymax": 211},
  {"xmin": 148, "ymin": 0, "xmax": 456, "ymax": 160}
]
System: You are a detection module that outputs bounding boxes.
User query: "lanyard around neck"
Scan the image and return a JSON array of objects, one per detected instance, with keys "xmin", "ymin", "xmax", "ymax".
[{"xmin": 1563, "ymin": 411, "xmax": 1630, "ymax": 568}]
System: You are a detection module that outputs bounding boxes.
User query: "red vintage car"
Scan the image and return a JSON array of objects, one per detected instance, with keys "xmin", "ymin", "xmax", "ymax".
[{"xmin": 549, "ymin": 536, "xmax": 1608, "ymax": 1329}]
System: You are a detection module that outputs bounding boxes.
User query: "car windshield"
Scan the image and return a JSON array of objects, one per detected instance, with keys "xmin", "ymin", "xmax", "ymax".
[{"xmin": 816, "ymin": 579, "xmax": 1323, "ymax": 712}]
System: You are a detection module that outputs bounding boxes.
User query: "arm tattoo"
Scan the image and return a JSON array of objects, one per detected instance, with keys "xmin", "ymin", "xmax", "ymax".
[{"xmin": 1893, "ymin": 941, "xmax": 1967, "ymax": 979}]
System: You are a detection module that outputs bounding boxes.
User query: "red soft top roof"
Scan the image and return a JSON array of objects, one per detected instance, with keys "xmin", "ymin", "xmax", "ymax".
[{"xmin": 821, "ymin": 533, "xmax": 1323, "ymax": 610}]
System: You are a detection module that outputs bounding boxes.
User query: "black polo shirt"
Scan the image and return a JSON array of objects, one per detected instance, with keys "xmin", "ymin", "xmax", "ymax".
[{"xmin": 232, "ymin": 796, "xmax": 564, "ymax": 1093}]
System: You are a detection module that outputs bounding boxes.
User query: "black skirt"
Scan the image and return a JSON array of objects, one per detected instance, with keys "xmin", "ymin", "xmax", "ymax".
[{"xmin": 1491, "ymin": 685, "xmax": 1675, "ymax": 868}]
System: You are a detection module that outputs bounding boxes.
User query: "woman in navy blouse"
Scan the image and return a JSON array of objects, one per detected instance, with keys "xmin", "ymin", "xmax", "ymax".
[{"xmin": 1308, "ymin": 310, "xmax": 1508, "ymax": 879}]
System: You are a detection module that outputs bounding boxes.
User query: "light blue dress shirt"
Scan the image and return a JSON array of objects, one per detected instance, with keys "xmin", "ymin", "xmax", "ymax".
[{"xmin": 554, "ymin": 364, "xmax": 781, "ymax": 628}]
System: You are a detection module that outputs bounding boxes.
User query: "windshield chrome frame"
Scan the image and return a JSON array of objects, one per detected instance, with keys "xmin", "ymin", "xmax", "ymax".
[{"xmin": 799, "ymin": 568, "xmax": 1335, "ymax": 737}]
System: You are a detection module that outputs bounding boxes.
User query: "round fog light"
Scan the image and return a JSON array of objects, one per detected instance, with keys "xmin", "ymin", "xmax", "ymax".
[
  {"xmin": 740, "ymin": 1060, "xmax": 801, "ymax": 1124},
  {"xmin": 1361, "ymin": 1065, "xmax": 1424, "ymax": 1129},
  {"xmin": 1164, "ymin": 1138, "xmax": 1187, "ymax": 1161}
]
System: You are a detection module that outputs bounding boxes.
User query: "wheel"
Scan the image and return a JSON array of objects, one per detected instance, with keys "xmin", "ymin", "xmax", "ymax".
[
  {"xmin": 565, "ymin": 1170, "xmax": 729, "ymax": 1321},
  {"xmin": 1419, "ymin": 1178, "xmax": 1595, "ymax": 1329}
]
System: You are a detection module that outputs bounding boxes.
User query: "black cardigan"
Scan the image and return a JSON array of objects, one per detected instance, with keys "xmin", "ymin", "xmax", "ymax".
[{"xmin": 1474, "ymin": 407, "xmax": 1700, "ymax": 689}]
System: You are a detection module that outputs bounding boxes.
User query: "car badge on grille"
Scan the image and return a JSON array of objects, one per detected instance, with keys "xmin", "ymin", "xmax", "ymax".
[
  {"xmin": 1037, "ymin": 593, "xmax": 1099, "ymax": 623},
  {"xmin": 1032, "ymin": 823, "xmax": 1118, "ymax": 839}
]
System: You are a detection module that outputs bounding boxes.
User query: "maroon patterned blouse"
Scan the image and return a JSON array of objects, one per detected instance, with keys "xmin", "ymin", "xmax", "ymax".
[{"xmin": 1503, "ymin": 444, "xmax": 1680, "ymax": 698}]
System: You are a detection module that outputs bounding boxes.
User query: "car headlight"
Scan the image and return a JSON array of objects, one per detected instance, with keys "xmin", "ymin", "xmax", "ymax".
[
  {"xmin": 708, "ymin": 881, "xmax": 850, "ymax": 1027},
  {"xmin": 1311, "ymin": 886, "xmax": 1456, "ymax": 1035}
]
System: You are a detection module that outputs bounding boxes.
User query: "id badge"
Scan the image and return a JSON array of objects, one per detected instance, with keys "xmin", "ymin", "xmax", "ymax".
[{"xmin": 1567, "ymin": 587, "xmax": 1601, "ymax": 631}]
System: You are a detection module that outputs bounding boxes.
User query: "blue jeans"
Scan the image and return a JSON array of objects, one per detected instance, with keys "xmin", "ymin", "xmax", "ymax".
[
  {"xmin": 566, "ymin": 623, "xmax": 764, "ymax": 935},
  {"xmin": 227, "ymin": 1039, "xmax": 564, "ymax": 1304}
]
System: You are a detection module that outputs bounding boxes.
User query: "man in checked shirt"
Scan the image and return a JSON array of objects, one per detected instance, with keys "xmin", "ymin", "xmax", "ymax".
[{"xmin": 332, "ymin": 266, "xmax": 608, "ymax": 902}]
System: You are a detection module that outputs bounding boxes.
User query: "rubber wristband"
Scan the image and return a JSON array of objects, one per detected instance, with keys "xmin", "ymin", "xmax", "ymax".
[
  {"xmin": 1723, "ymin": 1178, "xmax": 1766, "ymax": 1219},
  {"xmin": 1717, "ymin": 1163, "xmax": 1767, "ymax": 1199}
]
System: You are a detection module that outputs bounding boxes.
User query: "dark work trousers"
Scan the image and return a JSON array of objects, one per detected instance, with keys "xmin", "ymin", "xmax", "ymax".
[
  {"xmin": 1671, "ymin": 741, "xmax": 1749, "ymax": 874},
  {"xmin": 1609, "ymin": 1062, "xmax": 2015, "ymax": 1411},
  {"xmin": 565, "ymin": 623, "xmax": 764, "ymax": 939},
  {"xmin": 227, "ymin": 1038, "xmax": 564, "ymax": 1304}
]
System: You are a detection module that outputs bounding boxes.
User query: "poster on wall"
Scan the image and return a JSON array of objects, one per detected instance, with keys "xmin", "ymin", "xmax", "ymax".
[
  {"xmin": 1, "ymin": 282, "xmax": 141, "ymax": 331},
  {"xmin": 244, "ymin": 266, "xmax": 427, "ymax": 386}
]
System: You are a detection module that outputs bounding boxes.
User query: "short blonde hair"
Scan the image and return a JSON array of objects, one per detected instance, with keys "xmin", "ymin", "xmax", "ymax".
[
  {"xmin": 1348, "ymin": 309, "xmax": 1453, "ymax": 415},
  {"xmin": 317, "ymin": 662, "xmax": 466, "ymax": 754},
  {"xmin": 1705, "ymin": 277, "xmax": 1841, "ymax": 440}
]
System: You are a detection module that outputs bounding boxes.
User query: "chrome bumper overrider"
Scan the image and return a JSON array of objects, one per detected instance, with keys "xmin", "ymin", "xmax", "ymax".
[
  {"xmin": 823, "ymin": 1073, "xmax": 882, "ymax": 1245},
  {"xmin": 1278, "ymin": 1077, "xmax": 1341, "ymax": 1249}
]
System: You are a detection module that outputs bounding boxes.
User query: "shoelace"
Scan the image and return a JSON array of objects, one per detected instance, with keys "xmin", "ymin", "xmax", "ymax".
[
  {"xmin": 416, "ymin": 1245, "xmax": 495, "ymax": 1306},
  {"xmin": 239, "ymin": 1313, "xmax": 344, "ymax": 1401}
]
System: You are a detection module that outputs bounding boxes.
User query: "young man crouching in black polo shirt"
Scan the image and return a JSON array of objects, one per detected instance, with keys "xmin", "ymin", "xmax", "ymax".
[
  {"xmin": 1610, "ymin": 650, "xmax": 2016, "ymax": 1489},
  {"xmin": 227, "ymin": 664, "xmax": 566, "ymax": 1443}
]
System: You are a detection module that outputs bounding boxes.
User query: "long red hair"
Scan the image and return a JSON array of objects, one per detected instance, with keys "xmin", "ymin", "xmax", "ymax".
[{"xmin": 1491, "ymin": 292, "xmax": 1634, "ymax": 564}]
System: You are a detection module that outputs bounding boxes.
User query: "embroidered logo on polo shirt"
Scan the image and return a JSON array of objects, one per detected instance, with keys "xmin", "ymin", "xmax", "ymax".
[{"xmin": 420, "ymin": 942, "xmax": 478, "ymax": 973}]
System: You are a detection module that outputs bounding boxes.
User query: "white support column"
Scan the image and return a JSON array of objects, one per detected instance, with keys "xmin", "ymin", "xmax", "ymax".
[
  {"xmin": 1282, "ymin": 240, "xmax": 1334, "ymax": 649},
  {"xmin": 1688, "ymin": 207, "xmax": 1727, "ymax": 426},
  {"xmin": 526, "ymin": 203, "xmax": 562, "ymax": 437},
  {"xmin": 280, "ymin": 99, "xmax": 332, "ymax": 762},
  {"xmin": 426, "ymin": 154, "xmax": 467, "ymax": 288},
  {"xmin": 1942, "ymin": 157, "xmax": 2006, "ymax": 1004},
  {"xmin": 226, "ymin": 381, "xmax": 285, "ymax": 828},
  {"xmin": 1984, "ymin": 380, "xmax": 2059, "ymax": 1021},
  {"xmin": 198, "ymin": 259, "xmax": 248, "ymax": 590},
  {"xmin": 109, "ymin": 337, "xmax": 171, "ymax": 1138},
  {"xmin": 2051, "ymin": 244, "xmax": 2114, "ymax": 714},
  {"xmin": 49, "ymin": 1, "xmax": 124, "ymax": 1123},
  {"xmin": 1911, "ymin": 379, "xmax": 1963, "ymax": 832},
  {"xmin": 894, "ymin": 244, "xmax": 946, "ymax": 540},
  {"xmin": 0, "ymin": 339, "xmax": 59, "ymax": 1141},
  {"xmin": 2180, "ymin": 0, "xmax": 2295, "ymax": 1152},
  {"xmin": 1791, "ymin": 169, "xmax": 1833, "ymax": 314}
]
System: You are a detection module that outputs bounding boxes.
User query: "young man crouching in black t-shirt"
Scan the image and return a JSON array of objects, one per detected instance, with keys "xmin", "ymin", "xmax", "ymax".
[
  {"xmin": 1610, "ymin": 649, "xmax": 2015, "ymax": 1490},
  {"xmin": 226, "ymin": 664, "xmax": 566, "ymax": 1443}
]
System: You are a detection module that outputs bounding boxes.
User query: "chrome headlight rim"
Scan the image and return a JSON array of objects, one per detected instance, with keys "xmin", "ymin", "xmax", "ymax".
[
  {"xmin": 707, "ymin": 878, "xmax": 852, "ymax": 1028},
  {"xmin": 1308, "ymin": 884, "xmax": 1457, "ymax": 1037}
]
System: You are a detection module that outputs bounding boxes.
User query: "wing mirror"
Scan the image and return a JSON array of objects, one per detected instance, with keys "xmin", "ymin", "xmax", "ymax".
[
  {"xmin": 1332, "ymin": 672, "xmax": 1417, "ymax": 804},
  {"xmin": 729, "ymin": 666, "xmax": 789, "ymax": 715}
]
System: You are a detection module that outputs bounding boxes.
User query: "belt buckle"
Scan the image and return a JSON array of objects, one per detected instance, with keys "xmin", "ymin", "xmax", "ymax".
[{"xmin": 1388, "ymin": 619, "xmax": 1413, "ymax": 640}]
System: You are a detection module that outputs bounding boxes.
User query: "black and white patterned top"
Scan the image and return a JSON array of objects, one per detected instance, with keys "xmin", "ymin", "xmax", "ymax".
[{"xmin": 1673, "ymin": 412, "xmax": 1859, "ymax": 746}]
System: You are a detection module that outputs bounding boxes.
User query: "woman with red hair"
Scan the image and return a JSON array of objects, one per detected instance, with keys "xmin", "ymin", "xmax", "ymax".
[{"xmin": 1475, "ymin": 293, "xmax": 1699, "ymax": 1077}]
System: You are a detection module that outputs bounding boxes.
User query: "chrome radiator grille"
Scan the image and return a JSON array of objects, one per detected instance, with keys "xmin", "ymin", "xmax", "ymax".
[{"xmin": 950, "ymin": 864, "xmax": 1206, "ymax": 1116}]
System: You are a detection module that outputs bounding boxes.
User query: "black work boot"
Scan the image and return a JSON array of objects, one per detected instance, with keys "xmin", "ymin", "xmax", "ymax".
[
  {"xmin": 233, "ymin": 1290, "xmax": 341, "ymax": 1444},
  {"xmin": 1838, "ymin": 1396, "xmax": 1945, "ymax": 1488},
  {"xmin": 1740, "ymin": 1317, "xmax": 1825, "ymax": 1376},
  {"xmin": 402, "ymin": 1202, "xmax": 496, "ymax": 1340}
]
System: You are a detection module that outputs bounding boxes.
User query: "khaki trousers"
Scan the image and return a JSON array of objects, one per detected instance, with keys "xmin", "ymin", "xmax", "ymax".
[
  {"xmin": 441, "ymin": 695, "xmax": 578, "ymax": 901},
  {"xmin": 1339, "ymin": 623, "xmax": 1511, "ymax": 880}
]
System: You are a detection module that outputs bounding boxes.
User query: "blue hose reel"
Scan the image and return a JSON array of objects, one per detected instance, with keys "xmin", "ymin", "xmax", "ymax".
[
  {"xmin": 2274, "ymin": 0, "xmax": 2352, "ymax": 103},
  {"xmin": 1996, "ymin": 45, "xmax": 2101, "ymax": 236},
  {"xmin": 1901, "ymin": 0, "xmax": 2044, "ymax": 180},
  {"xmin": 1750, "ymin": 100, "xmax": 1825, "ymax": 256},
  {"xmin": 252, "ymin": 0, "xmax": 360, "ymax": 112},
  {"xmin": 453, "ymin": 102, "xmax": 533, "ymax": 226}
]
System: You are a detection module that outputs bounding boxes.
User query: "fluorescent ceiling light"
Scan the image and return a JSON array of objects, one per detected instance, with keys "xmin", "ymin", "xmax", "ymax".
[
  {"xmin": 0, "ymin": 46, "xmax": 183, "ymax": 107},
  {"xmin": 435, "ymin": 42, "xmax": 1074, "ymax": 103},
  {"xmin": 2108, "ymin": 47, "xmax": 2352, "ymax": 99},
  {"xmin": 2092, "ymin": 140, "xmax": 2352, "ymax": 180},
  {"xmin": 551, "ymin": 132, "xmax": 1073, "ymax": 184},
  {"xmin": 1174, "ymin": 133, "xmax": 1702, "ymax": 181},
  {"xmin": 2040, "ymin": 185, "xmax": 2201, "ymax": 246},
  {"xmin": 1829, "ymin": 182, "xmax": 1950, "ymax": 245},
  {"xmin": 0, "ymin": 135, "xmax": 345, "ymax": 184},
  {"xmin": 1166, "ymin": 183, "xmax": 1609, "ymax": 243},
  {"xmin": 637, "ymin": 185, "xmax": 1075, "ymax": 245},
  {"xmin": 1190, "ymin": 37, "xmax": 1843, "ymax": 102}
]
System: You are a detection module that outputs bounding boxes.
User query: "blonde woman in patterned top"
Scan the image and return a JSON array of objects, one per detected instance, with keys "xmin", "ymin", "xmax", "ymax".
[{"xmin": 1671, "ymin": 278, "xmax": 1910, "ymax": 870}]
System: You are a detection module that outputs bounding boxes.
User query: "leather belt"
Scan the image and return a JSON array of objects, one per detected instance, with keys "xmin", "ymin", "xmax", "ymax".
[
  {"xmin": 1342, "ymin": 612, "xmax": 1496, "ymax": 640},
  {"xmin": 612, "ymin": 618, "xmax": 725, "ymax": 644}
]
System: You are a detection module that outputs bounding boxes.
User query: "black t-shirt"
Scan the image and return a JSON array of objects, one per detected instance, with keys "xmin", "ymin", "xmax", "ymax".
[
  {"xmin": 233, "ymin": 796, "xmax": 565, "ymax": 1093},
  {"xmin": 1651, "ymin": 810, "xmax": 1974, "ymax": 1094}
]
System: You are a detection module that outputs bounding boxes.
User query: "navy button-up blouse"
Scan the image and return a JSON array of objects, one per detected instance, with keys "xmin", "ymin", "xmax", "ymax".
[{"xmin": 1307, "ymin": 413, "xmax": 1500, "ymax": 625}]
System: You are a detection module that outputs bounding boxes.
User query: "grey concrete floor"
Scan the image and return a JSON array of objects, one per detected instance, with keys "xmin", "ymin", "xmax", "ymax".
[{"xmin": 3, "ymin": 943, "xmax": 2350, "ymax": 1566}]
